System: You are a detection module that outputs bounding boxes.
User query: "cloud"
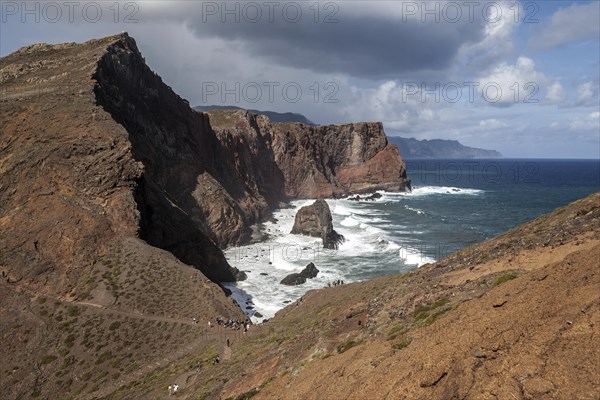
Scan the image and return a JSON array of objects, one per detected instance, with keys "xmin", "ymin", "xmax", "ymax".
[
  {"xmin": 477, "ymin": 56, "xmax": 548, "ymax": 106},
  {"xmin": 530, "ymin": 2, "xmax": 600, "ymax": 49},
  {"xmin": 454, "ymin": 0, "xmax": 519, "ymax": 75},
  {"xmin": 545, "ymin": 81, "xmax": 566, "ymax": 104},
  {"xmin": 576, "ymin": 81, "xmax": 599, "ymax": 107},
  {"xmin": 569, "ymin": 111, "xmax": 600, "ymax": 133},
  {"xmin": 135, "ymin": 1, "xmax": 494, "ymax": 80},
  {"xmin": 479, "ymin": 118, "xmax": 507, "ymax": 129}
]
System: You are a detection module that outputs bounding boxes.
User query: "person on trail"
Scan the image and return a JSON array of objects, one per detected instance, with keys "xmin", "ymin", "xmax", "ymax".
[
  {"xmin": 168, "ymin": 385, "xmax": 173, "ymax": 396},
  {"xmin": 208, "ymin": 320, "xmax": 211, "ymax": 328},
  {"xmin": 227, "ymin": 338, "xmax": 230, "ymax": 347},
  {"xmin": 172, "ymin": 384, "xmax": 179, "ymax": 394}
]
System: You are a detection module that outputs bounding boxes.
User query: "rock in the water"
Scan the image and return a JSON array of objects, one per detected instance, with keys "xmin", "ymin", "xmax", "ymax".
[
  {"xmin": 280, "ymin": 262, "xmax": 320, "ymax": 285},
  {"xmin": 280, "ymin": 273, "xmax": 307, "ymax": 286},
  {"xmin": 365, "ymin": 193, "xmax": 382, "ymax": 201},
  {"xmin": 234, "ymin": 270, "xmax": 248, "ymax": 281},
  {"xmin": 290, "ymin": 200, "xmax": 345, "ymax": 249},
  {"xmin": 302, "ymin": 262, "xmax": 319, "ymax": 278}
]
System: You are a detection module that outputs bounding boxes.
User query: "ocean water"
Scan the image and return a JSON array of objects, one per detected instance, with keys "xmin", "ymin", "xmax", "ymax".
[{"xmin": 224, "ymin": 159, "xmax": 600, "ymax": 322}]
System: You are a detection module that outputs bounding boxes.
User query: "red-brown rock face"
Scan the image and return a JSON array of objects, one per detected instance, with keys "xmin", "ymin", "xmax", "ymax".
[{"xmin": 208, "ymin": 112, "xmax": 411, "ymax": 200}]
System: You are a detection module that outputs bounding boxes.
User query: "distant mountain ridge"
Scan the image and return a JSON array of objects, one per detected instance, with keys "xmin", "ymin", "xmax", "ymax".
[
  {"xmin": 194, "ymin": 105, "xmax": 316, "ymax": 125},
  {"xmin": 387, "ymin": 136, "xmax": 503, "ymax": 159}
]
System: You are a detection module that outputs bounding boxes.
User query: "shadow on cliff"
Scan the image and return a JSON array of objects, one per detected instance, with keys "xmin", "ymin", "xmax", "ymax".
[{"xmin": 92, "ymin": 34, "xmax": 254, "ymax": 283}]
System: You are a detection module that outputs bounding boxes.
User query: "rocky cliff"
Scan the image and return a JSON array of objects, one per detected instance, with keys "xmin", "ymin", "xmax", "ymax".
[
  {"xmin": 194, "ymin": 105, "xmax": 316, "ymax": 125},
  {"xmin": 207, "ymin": 110, "xmax": 411, "ymax": 199}
]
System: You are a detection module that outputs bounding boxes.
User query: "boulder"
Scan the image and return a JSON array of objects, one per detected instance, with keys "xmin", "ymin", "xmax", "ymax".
[
  {"xmin": 302, "ymin": 262, "xmax": 319, "ymax": 278},
  {"xmin": 291, "ymin": 200, "xmax": 345, "ymax": 249},
  {"xmin": 280, "ymin": 273, "xmax": 307, "ymax": 286},
  {"xmin": 280, "ymin": 262, "xmax": 320, "ymax": 286}
]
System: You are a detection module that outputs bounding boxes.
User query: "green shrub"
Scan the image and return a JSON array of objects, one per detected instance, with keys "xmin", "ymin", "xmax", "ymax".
[
  {"xmin": 387, "ymin": 323, "xmax": 408, "ymax": 340},
  {"xmin": 41, "ymin": 355, "xmax": 57, "ymax": 365},
  {"xmin": 337, "ymin": 339, "xmax": 362, "ymax": 354},
  {"xmin": 393, "ymin": 338, "xmax": 412, "ymax": 350},
  {"xmin": 413, "ymin": 297, "xmax": 450, "ymax": 322},
  {"xmin": 493, "ymin": 273, "xmax": 518, "ymax": 287},
  {"xmin": 64, "ymin": 334, "xmax": 76, "ymax": 347}
]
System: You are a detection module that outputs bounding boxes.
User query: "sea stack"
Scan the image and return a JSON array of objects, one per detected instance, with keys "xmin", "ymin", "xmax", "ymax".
[{"xmin": 291, "ymin": 200, "xmax": 345, "ymax": 249}]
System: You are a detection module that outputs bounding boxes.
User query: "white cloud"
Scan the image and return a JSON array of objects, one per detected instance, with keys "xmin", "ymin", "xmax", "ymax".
[
  {"xmin": 569, "ymin": 111, "xmax": 600, "ymax": 133},
  {"xmin": 479, "ymin": 118, "xmax": 507, "ymax": 129},
  {"xmin": 477, "ymin": 56, "xmax": 548, "ymax": 106},
  {"xmin": 545, "ymin": 81, "xmax": 566, "ymax": 104},
  {"xmin": 455, "ymin": 0, "xmax": 518, "ymax": 74},
  {"xmin": 530, "ymin": 2, "xmax": 600, "ymax": 49},
  {"xmin": 548, "ymin": 121, "xmax": 561, "ymax": 130},
  {"xmin": 576, "ymin": 82, "xmax": 599, "ymax": 107}
]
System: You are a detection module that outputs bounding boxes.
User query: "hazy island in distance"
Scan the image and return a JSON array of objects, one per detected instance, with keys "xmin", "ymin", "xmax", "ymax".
[{"xmin": 386, "ymin": 137, "xmax": 503, "ymax": 159}]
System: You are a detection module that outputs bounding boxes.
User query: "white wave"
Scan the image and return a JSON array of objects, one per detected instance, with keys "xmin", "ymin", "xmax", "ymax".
[
  {"xmin": 223, "ymin": 196, "xmax": 444, "ymax": 323},
  {"xmin": 380, "ymin": 186, "xmax": 484, "ymax": 200},
  {"xmin": 332, "ymin": 203, "xmax": 353, "ymax": 216},
  {"xmin": 340, "ymin": 216, "xmax": 360, "ymax": 227},
  {"xmin": 404, "ymin": 205, "xmax": 425, "ymax": 214},
  {"xmin": 385, "ymin": 241, "xmax": 401, "ymax": 251},
  {"xmin": 398, "ymin": 245, "xmax": 436, "ymax": 267},
  {"xmin": 411, "ymin": 186, "xmax": 484, "ymax": 196}
]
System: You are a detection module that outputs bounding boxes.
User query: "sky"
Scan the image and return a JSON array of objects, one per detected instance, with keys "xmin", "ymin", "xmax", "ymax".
[{"xmin": 1, "ymin": 0, "xmax": 599, "ymax": 158}]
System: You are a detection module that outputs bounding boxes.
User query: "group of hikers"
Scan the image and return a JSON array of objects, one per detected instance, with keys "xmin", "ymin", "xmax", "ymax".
[
  {"xmin": 167, "ymin": 384, "xmax": 179, "ymax": 396},
  {"xmin": 327, "ymin": 279, "xmax": 345, "ymax": 287},
  {"xmin": 212, "ymin": 317, "xmax": 250, "ymax": 332}
]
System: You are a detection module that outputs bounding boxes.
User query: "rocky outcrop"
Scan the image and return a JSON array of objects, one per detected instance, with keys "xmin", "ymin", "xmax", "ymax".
[
  {"xmin": 291, "ymin": 200, "xmax": 345, "ymax": 249},
  {"xmin": 194, "ymin": 105, "xmax": 315, "ymax": 125},
  {"xmin": 206, "ymin": 110, "xmax": 411, "ymax": 200},
  {"xmin": 348, "ymin": 193, "xmax": 383, "ymax": 201},
  {"xmin": 0, "ymin": 33, "xmax": 248, "ymax": 287},
  {"xmin": 280, "ymin": 262, "xmax": 320, "ymax": 285}
]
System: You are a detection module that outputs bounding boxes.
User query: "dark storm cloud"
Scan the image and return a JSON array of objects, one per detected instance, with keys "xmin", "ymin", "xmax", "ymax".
[{"xmin": 142, "ymin": 1, "xmax": 487, "ymax": 80}]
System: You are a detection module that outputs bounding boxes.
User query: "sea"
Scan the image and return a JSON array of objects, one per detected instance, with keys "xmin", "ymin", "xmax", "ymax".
[{"xmin": 223, "ymin": 159, "xmax": 600, "ymax": 323}]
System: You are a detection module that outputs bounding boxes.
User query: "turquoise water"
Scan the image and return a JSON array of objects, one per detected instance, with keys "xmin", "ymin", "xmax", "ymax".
[{"xmin": 225, "ymin": 159, "xmax": 600, "ymax": 322}]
